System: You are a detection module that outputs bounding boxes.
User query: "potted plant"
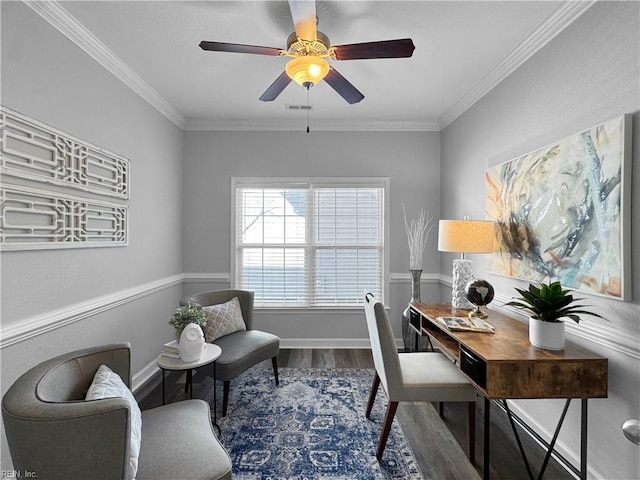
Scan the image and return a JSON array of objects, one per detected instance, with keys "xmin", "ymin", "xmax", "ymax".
[
  {"xmin": 505, "ymin": 281, "xmax": 604, "ymax": 350},
  {"xmin": 169, "ymin": 305, "xmax": 206, "ymax": 338}
]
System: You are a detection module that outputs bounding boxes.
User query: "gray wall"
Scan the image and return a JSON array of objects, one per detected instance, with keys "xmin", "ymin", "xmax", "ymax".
[
  {"xmin": 2, "ymin": 1, "xmax": 639, "ymax": 478},
  {"xmin": 182, "ymin": 130, "xmax": 442, "ymax": 344},
  {"xmin": 440, "ymin": 2, "xmax": 640, "ymax": 478},
  {"xmin": 1, "ymin": 2, "xmax": 185, "ymax": 466}
]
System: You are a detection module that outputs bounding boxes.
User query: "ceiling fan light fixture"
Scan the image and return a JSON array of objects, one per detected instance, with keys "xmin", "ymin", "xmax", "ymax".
[{"xmin": 286, "ymin": 56, "xmax": 330, "ymax": 88}]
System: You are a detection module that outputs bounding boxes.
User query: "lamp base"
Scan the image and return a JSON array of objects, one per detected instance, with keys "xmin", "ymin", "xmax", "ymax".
[{"xmin": 451, "ymin": 259, "xmax": 473, "ymax": 309}]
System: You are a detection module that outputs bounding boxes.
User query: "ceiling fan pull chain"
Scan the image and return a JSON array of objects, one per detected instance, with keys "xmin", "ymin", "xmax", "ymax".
[{"xmin": 306, "ymin": 86, "xmax": 310, "ymax": 133}]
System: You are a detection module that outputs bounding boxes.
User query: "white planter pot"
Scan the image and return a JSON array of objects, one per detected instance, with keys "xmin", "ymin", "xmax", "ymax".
[
  {"xmin": 528, "ymin": 317, "xmax": 565, "ymax": 350},
  {"xmin": 179, "ymin": 323, "xmax": 205, "ymax": 362}
]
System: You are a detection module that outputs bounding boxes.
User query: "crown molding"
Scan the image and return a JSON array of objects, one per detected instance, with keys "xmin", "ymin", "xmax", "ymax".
[
  {"xmin": 24, "ymin": 0, "xmax": 186, "ymax": 129},
  {"xmin": 438, "ymin": 0, "xmax": 597, "ymax": 129},
  {"xmin": 25, "ymin": 0, "xmax": 595, "ymax": 133},
  {"xmin": 183, "ymin": 119, "xmax": 441, "ymax": 132}
]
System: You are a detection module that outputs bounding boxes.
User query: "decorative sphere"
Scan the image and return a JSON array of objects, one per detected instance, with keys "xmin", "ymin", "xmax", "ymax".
[{"xmin": 465, "ymin": 279, "xmax": 495, "ymax": 307}]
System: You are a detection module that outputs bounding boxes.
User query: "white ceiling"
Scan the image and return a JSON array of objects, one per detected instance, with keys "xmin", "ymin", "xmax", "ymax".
[{"xmin": 33, "ymin": 1, "xmax": 594, "ymax": 131}]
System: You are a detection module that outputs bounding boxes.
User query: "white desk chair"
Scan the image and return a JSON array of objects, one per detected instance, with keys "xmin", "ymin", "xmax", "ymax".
[{"xmin": 363, "ymin": 292, "xmax": 477, "ymax": 461}]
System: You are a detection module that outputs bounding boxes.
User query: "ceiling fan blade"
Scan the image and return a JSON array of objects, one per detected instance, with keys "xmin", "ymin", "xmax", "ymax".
[
  {"xmin": 259, "ymin": 71, "xmax": 293, "ymax": 102},
  {"xmin": 288, "ymin": 0, "xmax": 317, "ymax": 41},
  {"xmin": 323, "ymin": 68, "xmax": 364, "ymax": 104},
  {"xmin": 332, "ymin": 38, "xmax": 415, "ymax": 60},
  {"xmin": 199, "ymin": 41, "xmax": 282, "ymax": 57}
]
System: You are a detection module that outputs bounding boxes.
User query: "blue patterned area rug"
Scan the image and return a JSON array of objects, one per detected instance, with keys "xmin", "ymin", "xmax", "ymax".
[{"xmin": 206, "ymin": 367, "xmax": 423, "ymax": 480}]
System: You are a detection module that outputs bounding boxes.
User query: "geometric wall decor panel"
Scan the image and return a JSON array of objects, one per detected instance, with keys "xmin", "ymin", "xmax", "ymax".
[
  {"xmin": 0, "ymin": 184, "xmax": 128, "ymax": 250},
  {"xmin": 0, "ymin": 106, "xmax": 130, "ymax": 199}
]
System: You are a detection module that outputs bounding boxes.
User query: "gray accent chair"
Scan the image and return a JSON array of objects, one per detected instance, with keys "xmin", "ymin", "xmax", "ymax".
[
  {"xmin": 363, "ymin": 292, "xmax": 477, "ymax": 461},
  {"xmin": 2, "ymin": 343, "xmax": 232, "ymax": 480},
  {"xmin": 181, "ymin": 289, "xmax": 280, "ymax": 417}
]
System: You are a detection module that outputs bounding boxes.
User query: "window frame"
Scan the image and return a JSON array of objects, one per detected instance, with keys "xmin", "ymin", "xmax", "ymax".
[{"xmin": 231, "ymin": 177, "xmax": 390, "ymax": 309}]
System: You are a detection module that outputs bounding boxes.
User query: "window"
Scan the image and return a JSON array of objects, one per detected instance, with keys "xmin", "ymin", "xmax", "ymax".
[{"xmin": 232, "ymin": 178, "xmax": 388, "ymax": 307}]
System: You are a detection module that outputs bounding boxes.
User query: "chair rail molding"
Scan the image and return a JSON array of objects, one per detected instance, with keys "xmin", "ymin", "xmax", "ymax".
[
  {"xmin": 3, "ymin": 272, "xmax": 635, "ymax": 362},
  {"xmin": 438, "ymin": 0, "xmax": 597, "ymax": 128},
  {"xmin": 182, "ymin": 272, "xmax": 230, "ymax": 283},
  {"xmin": 439, "ymin": 281, "xmax": 638, "ymax": 360},
  {"xmin": 389, "ymin": 272, "xmax": 440, "ymax": 284},
  {"xmin": 0, "ymin": 274, "xmax": 183, "ymax": 348}
]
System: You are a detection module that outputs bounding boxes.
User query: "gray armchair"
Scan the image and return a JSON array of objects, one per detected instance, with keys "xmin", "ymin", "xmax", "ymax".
[
  {"xmin": 2, "ymin": 343, "xmax": 232, "ymax": 480},
  {"xmin": 181, "ymin": 289, "xmax": 280, "ymax": 416}
]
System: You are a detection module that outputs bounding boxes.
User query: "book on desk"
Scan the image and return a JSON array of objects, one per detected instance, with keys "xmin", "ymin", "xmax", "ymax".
[{"xmin": 437, "ymin": 316, "xmax": 495, "ymax": 333}]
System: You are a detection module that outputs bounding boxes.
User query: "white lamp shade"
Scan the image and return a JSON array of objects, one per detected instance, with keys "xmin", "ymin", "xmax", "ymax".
[{"xmin": 438, "ymin": 219, "xmax": 495, "ymax": 253}]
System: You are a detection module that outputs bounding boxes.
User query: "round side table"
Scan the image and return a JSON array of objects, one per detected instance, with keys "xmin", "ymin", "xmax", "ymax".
[{"xmin": 157, "ymin": 343, "xmax": 222, "ymax": 425}]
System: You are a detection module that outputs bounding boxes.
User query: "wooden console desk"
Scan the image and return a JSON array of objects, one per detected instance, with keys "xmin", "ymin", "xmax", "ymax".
[{"xmin": 409, "ymin": 303, "xmax": 608, "ymax": 480}]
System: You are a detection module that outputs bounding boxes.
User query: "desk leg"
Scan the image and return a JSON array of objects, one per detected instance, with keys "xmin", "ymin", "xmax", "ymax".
[
  {"xmin": 484, "ymin": 396, "xmax": 490, "ymax": 480},
  {"xmin": 581, "ymin": 399, "xmax": 588, "ymax": 480}
]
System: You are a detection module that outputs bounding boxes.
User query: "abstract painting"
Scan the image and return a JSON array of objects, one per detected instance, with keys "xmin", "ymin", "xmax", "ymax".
[{"xmin": 486, "ymin": 115, "xmax": 631, "ymax": 300}]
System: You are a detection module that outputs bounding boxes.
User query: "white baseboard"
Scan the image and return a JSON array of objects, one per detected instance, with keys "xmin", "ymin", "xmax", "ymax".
[
  {"xmin": 389, "ymin": 272, "xmax": 441, "ymax": 283},
  {"xmin": 132, "ymin": 358, "xmax": 161, "ymax": 393},
  {"xmin": 280, "ymin": 338, "xmax": 403, "ymax": 350},
  {"xmin": 505, "ymin": 399, "xmax": 603, "ymax": 479}
]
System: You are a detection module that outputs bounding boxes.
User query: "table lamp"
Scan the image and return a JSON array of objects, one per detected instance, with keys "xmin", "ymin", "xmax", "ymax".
[{"xmin": 438, "ymin": 217, "xmax": 495, "ymax": 309}]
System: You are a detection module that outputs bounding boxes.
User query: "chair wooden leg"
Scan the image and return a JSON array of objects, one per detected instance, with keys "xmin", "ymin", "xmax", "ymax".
[
  {"xmin": 366, "ymin": 372, "xmax": 380, "ymax": 419},
  {"xmin": 468, "ymin": 400, "xmax": 476, "ymax": 465},
  {"xmin": 376, "ymin": 401, "xmax": 399, "ymax": 461},
  {"xmin": 222, "ymin": 381, "xmax": 230, "ymax": 417},
  {"xmin": 272, "ymin": 356, "xmax": 280, "ymax": 386}
]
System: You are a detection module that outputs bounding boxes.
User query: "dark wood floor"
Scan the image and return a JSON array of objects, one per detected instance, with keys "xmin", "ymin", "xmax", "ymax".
[{"xmin": 137, "ymin": 348, "xmax": 575, "ymax": 480}]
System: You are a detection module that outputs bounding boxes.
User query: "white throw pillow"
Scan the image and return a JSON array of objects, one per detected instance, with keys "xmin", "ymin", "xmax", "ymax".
[
  {"xmin": 202, "ymin": 296, "xmax": 247, "ymax": 342},
  {"xmin": 85, "ymin": 364, "xmax": 142, "ymax": 480}
]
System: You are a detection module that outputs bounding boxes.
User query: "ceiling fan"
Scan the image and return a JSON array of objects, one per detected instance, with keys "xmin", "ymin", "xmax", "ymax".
[{"xmin": 199, "ymin": 0, "xmax": 415, "ymax": 104}]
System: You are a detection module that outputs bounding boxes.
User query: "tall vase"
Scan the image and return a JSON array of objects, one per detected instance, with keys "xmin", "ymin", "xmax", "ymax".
[{"xmin": 402, "ymin": 269, "xmax": 422, "ymax": 352}]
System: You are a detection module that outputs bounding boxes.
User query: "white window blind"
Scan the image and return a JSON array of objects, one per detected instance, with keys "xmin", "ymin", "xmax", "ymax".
[{"xmin": 233, "ymin": 179, "xmax": 386, "ymax": 307}]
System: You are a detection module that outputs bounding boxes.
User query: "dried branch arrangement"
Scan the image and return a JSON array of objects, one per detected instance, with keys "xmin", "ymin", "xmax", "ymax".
[{"xmin": 403, "ymin": 205, "xmax": 435, "ymax": 270}]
